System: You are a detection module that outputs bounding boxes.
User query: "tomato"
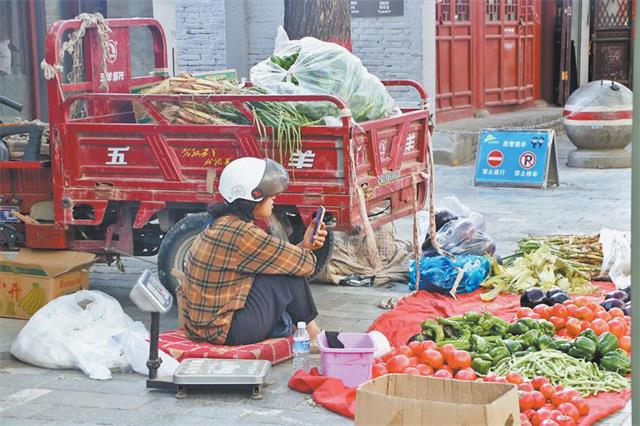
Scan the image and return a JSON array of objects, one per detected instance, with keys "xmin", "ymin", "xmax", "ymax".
[
  {"xmin": 519, "ymin": 382, "xmax": 535, "ymax": 392},
  {"xmin": 608, "ymin": 307, "xmax": 624, "ymax": 318},
  {"xmin": 540, "ymin": 421, "xmax": 560, "ymax": 426},
  {"xmin": 530, "ymin": 391, "xmax": 546, "ymax": 410},
  {"xmin": 608, "ymin": 317, "xmax": 627, "ymax": 338},
  {"xmin": 619, "ymin": 335, "xmax": 631, "ymax": 352},
  {"xmin": 554, "ymin": 415, "xmax": 576, "ymax": 426},
  {"xmin": 408, "ymin": 356, "xmax": 419, "ymax": 367},
  {"xmin": 454, "ymin": 368, "xmax": 477, "ymax": 381},
  {"xmin": 494, "ymin": 376, "xmax": 508, "ymax": 384},
  {"xmin": 589, "ymin": 318, "xmax": 610, "ymax": 335},
  {"xmin": 408, "ymin": 341, "xmax": 423, "ymax": 353},
  {"xmin": 506, "ymin": 372, "xmax": 524, "ymax": 385},
  {"xmin": 528, "ymin": 313, "xmax": 543, "ymax": 320},
  {"xmin": 522, "ymin": 421, "xmax": 533, "ymax": 426},
  {"xmin": 539, "ymin": 383, "xmax": 556, "ymax": 400},
  {"xmin": 549, "ymin": 316, "xmax": 566, "ymax": 330},
  {"xmin": 557, "ymin": 329, "xmax": 569, "ymax": 338},
  {"xmin": 551, "ymin": 304, "xmax": 568, "ymax": 318},
  {"xmin": 402, "ymin": 367, "xmax": 420, "ymax": 375},
  {"xmin": 565, "ymin": 304, "xmax": 578, "ymax": 317},
  {"xmin": 584, "ymin": 301, "xmax": 600, "ymax": 312},
  {"xmin": 440, "ymin": 365, "xmax": 454, "ymax": 374},
  {"xmin": 556, "ymin": 402, "xmax": 580, "ymax": 422},
  {"xmin": 416, "ymin": 363, "xmax": 434, "ymax": 376},
  {"xmin": 420, "ymin": 349, "xmax": 444, "ymax": 369},
  {"xmin": 372, "ymin": 364, "xmax": 389, "ymax": 378},
  {"xmin": 580, "ymin": 320, "xmax": 591, "ymax": 331},
  {"xmin": 483, "ymin": 373, "xmax": 498, "ymax": 382},
  {"xmin": 575, "ymin": 306, "xmax": 594, "ymax": 321},
  {"xmin": 554, "ymin": 385, "xmax": 565, "ymax": 392},
  {"xmin": 421, "ymin": 340, "xmax": 438, "ymax": 351},
  {"xmin": 438, "ymin": 343, "xmax": 456, "ymax": 360},
  {"xmin": 396, "ymin": 345, "xmax": 414, "ymax": 357},
  {"xmin": 573, "ymin": 296, "xmax": 590, "ymax": 307},
  {"xmin": 520, "ymin": 392, "xmax": 535, "ymax": 411},
  {"xmin": 531, "ymin": 376, "xmax": 550, "ymax": 390},
  {"xmin": 595, "ymin": 310, "xmax": 612, "ymax": 321},
  {"xmin": 522, "ymin": 409, "xmax": 536, "ymax": 419},
  {"xmin": 381, "ymin": 352, "xmax": 394, "ymax": 363},
  {"xmin": 565, "ymin": 318, "xmax": 582, "ymax": 337},
  {"xmin": 551, "ymin": 390, "xmax": 571, "ymax": 407},
  {"xmin": 433, "ymin": 368, "xmax": 453, "ymax": 379},
  {"xmin": 448, "ymin": 350, "xmax": 472, "ymax": 370},
  {"xmin": 533, "ymin": 304, "xmax": 552, "ymax": 319},
  {"xmin": 518, "ymin": 307, "xmax": 534, "ymax": 318},
  {"xmin": 569, "ymin": 396, "xmax": 589, "ymax": 416},
  {"xmin": 387, "ymin": 355, "xmax": 411, "ymax": 373},
  {"xmin": 563, "ymin": 389, "xmax": 580, "ymax": 400}
]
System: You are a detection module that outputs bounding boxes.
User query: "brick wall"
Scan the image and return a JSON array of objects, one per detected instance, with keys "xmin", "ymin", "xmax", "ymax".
[
  {"xmin": 351, "ymin": 0, "xmax": 424, "ymax": 106},
  {"xmin": 245, "ymin": 0, "xmax": 283, "ymax": 76},
  {"xmin": 175, "ymin": 0, "xmax": 227, "ymax": 72}
]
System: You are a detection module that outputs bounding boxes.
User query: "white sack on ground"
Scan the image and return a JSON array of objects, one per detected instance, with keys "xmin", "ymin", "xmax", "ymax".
[
  {"xmin": 599, "ymin": 228, "xmax": 631, "ymax": 289},
  {"xmin": 10, "ymin": 290, "xmax": 178, "ymax": 380}
]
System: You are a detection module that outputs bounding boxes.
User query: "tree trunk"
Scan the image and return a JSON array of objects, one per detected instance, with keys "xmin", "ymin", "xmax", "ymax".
[{"xmin": 284, "ymin": 0, "xmax": 351, "ymax": 51}]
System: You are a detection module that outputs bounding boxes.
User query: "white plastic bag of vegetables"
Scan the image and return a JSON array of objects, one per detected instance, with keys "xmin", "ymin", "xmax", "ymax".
[{"xmin": 250, "ymin": 27, "xmax": 397, "ymax": 123}]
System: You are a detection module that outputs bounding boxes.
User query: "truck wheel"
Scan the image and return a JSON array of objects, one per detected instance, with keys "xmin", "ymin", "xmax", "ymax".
[{"xmin": 157, "ymin": 212, "xmax": 210, "ymax": 296}]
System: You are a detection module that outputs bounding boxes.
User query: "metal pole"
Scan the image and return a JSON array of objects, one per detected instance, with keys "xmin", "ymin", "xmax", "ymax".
[
  {"xmin": 146, "ymin": 312, "xmax": 162, "ymax": 380},
  {"xmin": 631, "ymin": 0, "xmax": 639, "ymax": 422}
]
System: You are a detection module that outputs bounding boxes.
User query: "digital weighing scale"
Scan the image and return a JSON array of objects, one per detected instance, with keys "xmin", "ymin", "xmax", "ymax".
[{"xmin": 129, "ymin": 269, "xmax": 272, "ymax": 398}]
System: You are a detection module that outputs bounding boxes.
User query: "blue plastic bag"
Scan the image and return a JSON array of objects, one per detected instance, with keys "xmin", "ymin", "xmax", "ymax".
[{"xmin": 408, "ymin": 255, "xmax": 490, "ymax": 295}]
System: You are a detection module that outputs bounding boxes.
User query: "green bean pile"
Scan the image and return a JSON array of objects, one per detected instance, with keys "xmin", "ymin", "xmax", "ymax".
[{"xmin": 491, "ymin": 350, "xmax": 630, "ymax": 396}]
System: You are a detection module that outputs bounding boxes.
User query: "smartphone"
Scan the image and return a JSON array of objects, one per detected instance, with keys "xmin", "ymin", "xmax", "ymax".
[{"xmin": 309, "ymin": 207, "xmax": 326, "ymax": 243}]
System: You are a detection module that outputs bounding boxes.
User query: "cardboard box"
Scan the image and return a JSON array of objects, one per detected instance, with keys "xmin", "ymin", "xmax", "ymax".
[
  {"xmin": 355, "ymin": 374, "xmax": 520, "ymax": 426},
  {"xmin": 0, "ymin": 249, "xmax": 95, "ymax": 319}
]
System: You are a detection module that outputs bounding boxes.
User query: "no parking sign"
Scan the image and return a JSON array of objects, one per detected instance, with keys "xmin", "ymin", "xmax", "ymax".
[{"xmin": 474, "ymin": 130, "xmax": 559, "ymax": 189}]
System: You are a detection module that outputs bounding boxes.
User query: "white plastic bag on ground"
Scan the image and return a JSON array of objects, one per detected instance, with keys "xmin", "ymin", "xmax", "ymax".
[
  {"xmin": 599, "ymin": 228, "xmax": 631, "ymax": 289},
  {"xmin": 10, "ymin": 290, "xmax": 178, "ymax": 380}
]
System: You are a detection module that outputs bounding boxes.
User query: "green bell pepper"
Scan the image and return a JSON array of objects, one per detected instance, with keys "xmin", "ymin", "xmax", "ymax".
[
  {"xmin": 536, "ymin": 335, "xmax": 554, "ymax": 350},
  {"xmin": 537, "ymin": 319, "xmax": 556, "ymax": 336},
  {"xmin": 472, "ymin": 357, "xmax": 492, "ymax": 375},
  {"xmin": 548, "ymin": 338, "xmax": 572, "ymax": 353},
  {"xmin": 520, "ymin": 318, "xmax": 539, "ymax": 331},
  {"xmin": 600, "ymin": 349, "xmax": 631, "ymax": 374},
  {"xmin": 570, "ymin": 336, "xmax": 597, "ymax": 361},
  {"xmin": 489, "ymin": 346, "xmax": 511, "ymax": 366},
  {"xmin": 437, "ymin": 339, "xmax": 471, "ymax": 350},
  {"xmin": 579, "ymin": 329, "xmax": 598, "ymax": 343},
  {"xmin": 502, "ymin": 339, "xmax": 523, "ymax": 354},
  {"xmin": 508, "ymin": 321, "xmax": 529, "ymax": 336},
  {"xmin": 470, "ymin": 334, "xmax": 489, "ymax": 353},
  {"xmin": 518, "ymin": 329, "xmax": 541, "ymax": 348},
  {"xmin": 463, "ymin": 311, "xmax": 482, "ymax": 323},
  {"xmin": 596, "ymin": 332, "xmax": 619, "ymax": 356},
  {"xmin": 421, "ymin": 320, "xmax": 445, "ymax": 342}
]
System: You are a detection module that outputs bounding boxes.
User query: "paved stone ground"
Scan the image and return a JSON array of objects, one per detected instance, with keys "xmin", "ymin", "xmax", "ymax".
[{"xmin": 0, "ymin": 134, "xmax": 631, "ymax": 425}]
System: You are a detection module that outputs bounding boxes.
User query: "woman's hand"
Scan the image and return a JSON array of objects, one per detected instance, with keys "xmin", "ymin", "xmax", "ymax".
[{"xmin": 301, "ymin": 220, "xmax": 327, "ymax": 250}]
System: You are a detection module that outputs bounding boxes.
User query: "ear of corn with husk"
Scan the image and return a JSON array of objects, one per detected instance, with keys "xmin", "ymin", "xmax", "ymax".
[
  {"xmin": 501, "ymin": 234, "xmax": 602, "ymax": 278},
  {"xmin": 132, "ymin": 74, "xmax": 318, "ymax": 163},
  {"xmin": 481, "ymin": 245, "xmax": 599, "ymax": 301}
]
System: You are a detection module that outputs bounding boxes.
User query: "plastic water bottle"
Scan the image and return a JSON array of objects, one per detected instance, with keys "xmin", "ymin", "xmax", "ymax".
[{"xmin": 292, "ymin": 321, "xmax": 310, "ymax": 372}]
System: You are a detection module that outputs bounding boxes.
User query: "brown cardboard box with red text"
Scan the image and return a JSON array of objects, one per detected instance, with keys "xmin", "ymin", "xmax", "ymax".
[
  {"xmin": 0, "ymin": 249, "xmax": 95, "ymax": 319},
  {"xmin": 355, "ymin": 374, "xmax": 520, "ymax": 426}
]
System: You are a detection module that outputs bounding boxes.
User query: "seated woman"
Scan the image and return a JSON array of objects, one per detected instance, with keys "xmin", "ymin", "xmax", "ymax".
[{"xmin": 183, "ymin": 157, "xmax": 327, "ymax": 345}]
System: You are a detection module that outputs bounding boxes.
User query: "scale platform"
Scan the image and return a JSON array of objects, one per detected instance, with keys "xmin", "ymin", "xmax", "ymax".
[{"xmin": 148, "ymin": 359, "xmax": 272, "ymax": 399}]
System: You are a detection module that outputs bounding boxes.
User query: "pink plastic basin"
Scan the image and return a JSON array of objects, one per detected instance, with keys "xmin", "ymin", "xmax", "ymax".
[{"xmin": 316, "ymin": 332, "xmax": 374, "ymax": 388}]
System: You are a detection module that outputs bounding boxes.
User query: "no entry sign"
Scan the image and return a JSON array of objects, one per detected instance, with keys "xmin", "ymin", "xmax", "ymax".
[
  {"xmin": 487, "ymin": 150, "xmax": 504, "ymax": 167},
  {"xmin": 474, "ymin": 130, "xmax": 559, "ymax": 189}
]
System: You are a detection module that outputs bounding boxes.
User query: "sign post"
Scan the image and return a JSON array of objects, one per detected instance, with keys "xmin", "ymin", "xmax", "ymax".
[{"xmin": 474, "ymin": 130, "xmax": 559, "ymax": 189}]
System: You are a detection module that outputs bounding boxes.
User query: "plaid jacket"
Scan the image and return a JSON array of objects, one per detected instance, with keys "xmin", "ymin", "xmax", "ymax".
[{"xmin": 183, "ymin": 214, "xmax": 316, "ymax": 344}]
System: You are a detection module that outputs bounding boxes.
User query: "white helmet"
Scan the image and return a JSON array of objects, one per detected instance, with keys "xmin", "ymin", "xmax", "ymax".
[{"xmin": 218, "ymin": 157, "xmax": 289, "ymax": 203}]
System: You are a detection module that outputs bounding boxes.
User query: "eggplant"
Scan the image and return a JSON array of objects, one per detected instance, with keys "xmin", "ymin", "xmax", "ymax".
[
  {"xmin": 623, "ymin": 302, "xmax": 631, "ymax": 317},
  {"xmin": 548, "ymin": 292, "xmax": 569, "ymax": 305},
  {"xmin": 601, "ymin": 298, "xmax": 626, "ymax": 311},
  {"xmin": 546, "ymin": 287, "xmax": 567, "ymax": 299},
  {"xmin": 605, "ymin": 290, "xmax": 629, "ymax": 303},
  {"xmin": 520, "ymin": 287, "xmax": 548, "ymax": 308}
]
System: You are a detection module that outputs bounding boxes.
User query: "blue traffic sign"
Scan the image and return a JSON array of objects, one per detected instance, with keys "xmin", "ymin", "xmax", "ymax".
[{"xmin": 474, "ymin": 130, "xmax": 559, "ymax": 189}]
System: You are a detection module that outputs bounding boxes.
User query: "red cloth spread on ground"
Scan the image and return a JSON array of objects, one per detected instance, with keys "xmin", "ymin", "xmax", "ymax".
[
  {"xmin": 288, "ymin": 368, "xmax": 356, "ymax": 418},
  {"xmin": 367, "ymin": 282, "xmax": 629, "ymax": 425},
  {"xmin": 158, "ymin": 329, "xmax": 293, "ymax": 364}
]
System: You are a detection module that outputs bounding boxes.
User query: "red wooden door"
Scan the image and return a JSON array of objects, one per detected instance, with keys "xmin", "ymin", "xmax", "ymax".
[
  {"xmin": 435, "ymin": 0, "xmax": 474, "ymax": 121},
  {"xmin": 435, "ymin": 0, "xmax": 541, "ymax": 120}
]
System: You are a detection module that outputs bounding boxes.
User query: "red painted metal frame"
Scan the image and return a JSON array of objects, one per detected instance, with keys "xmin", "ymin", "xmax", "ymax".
[{"xmin": 5, "ymin": 17, "xmax": 432, "ymax": 253}]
